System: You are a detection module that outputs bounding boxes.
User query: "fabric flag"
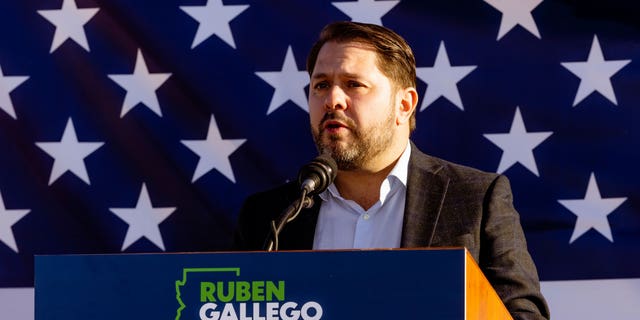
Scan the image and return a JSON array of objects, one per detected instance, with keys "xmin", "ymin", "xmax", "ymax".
[{"xmin": 0, "ymin": 1, "xmax": 639, "ymax": 319}]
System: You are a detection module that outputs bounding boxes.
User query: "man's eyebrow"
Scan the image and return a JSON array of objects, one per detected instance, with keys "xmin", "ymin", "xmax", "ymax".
[
  {"xmin": 311, "ymin": 72, "xmax": 360, "ymax": 79},
  {"xmin": 311, "ymin": 73, "xmax": 327, "ymax": 80}
]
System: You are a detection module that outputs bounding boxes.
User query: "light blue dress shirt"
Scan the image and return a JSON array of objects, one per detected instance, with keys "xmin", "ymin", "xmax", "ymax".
[{"xmin": 312, "ymin": 142, "xmax": 411, "ymax": 249}]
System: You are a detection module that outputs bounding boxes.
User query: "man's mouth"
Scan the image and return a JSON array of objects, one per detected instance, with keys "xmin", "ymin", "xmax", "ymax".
[{"xmin": 322, "ymin": 120, "xmax": 348, "ymax": 134}]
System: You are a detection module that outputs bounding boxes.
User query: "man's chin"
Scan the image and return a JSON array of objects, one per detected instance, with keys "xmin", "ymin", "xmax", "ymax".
[{"xmin": 320, "ymin": 140, "xmax": 350, "ymax": 154}]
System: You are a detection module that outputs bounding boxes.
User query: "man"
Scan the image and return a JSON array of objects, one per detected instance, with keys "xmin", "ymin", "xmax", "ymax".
[{"xmin": 234, "ymin": 21, "xmax": 550, "ymax": 319}]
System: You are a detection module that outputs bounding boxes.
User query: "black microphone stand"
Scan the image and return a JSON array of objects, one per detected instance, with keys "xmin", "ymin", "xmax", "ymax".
[{"xmin": 266, "ymin": 189, "xmax": 314, "ymax": 252}]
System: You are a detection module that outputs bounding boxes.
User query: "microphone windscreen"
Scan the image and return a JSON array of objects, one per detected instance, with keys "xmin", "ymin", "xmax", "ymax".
[{"xmin": 298, "ymin": 154, "xmax": 337, "ymax": 195}]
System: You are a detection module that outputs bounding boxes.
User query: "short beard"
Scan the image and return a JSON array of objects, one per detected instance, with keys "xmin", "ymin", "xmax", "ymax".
[{"xmin": 311, "ymin": 110, "xmax": 395, "ymax": 171}]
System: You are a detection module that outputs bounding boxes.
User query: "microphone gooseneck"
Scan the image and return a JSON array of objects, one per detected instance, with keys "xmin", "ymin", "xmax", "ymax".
[{"xmin": 266, "ymin": 155, "xmax": 338, "ymax": 252}]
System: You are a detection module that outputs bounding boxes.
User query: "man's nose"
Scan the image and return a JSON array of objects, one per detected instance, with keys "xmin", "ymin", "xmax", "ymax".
[{"xmin": 325, "ymin": 85, "xmax": 347, "ymax": 111}]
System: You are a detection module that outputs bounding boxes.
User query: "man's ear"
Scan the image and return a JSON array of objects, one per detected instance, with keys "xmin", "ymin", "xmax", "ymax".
[{"xmin": 396, "ymin": 87, "xmax": 418, "ymax": 125}]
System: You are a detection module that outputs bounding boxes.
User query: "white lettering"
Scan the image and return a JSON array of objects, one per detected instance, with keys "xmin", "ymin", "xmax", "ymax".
[
  {"xmin": 200, "ymin": 303, "xmax": 220, "ymax": 320},
  {"xmin": 252, "ymin": 302, "xmax": 266, "ymax": 320},
  {"xmin": 220, "ymin": 303, "xmax": 238, "ymax": 320},
  {"xmin": 239, "ymin": 303, "xmax": 251, "ymax": 320},
  {"xmin": 301, "ymin": 302, "xmax": 323, "ymax": 320},
  {"xmin": 266, "ymin": 302, "xmax": 279, "ymax": 320},
  {"xmin": 199, "ymin": 302, "xmax": 323, "ymax": 320},
  {"xmin": 280, "ymin": 302, "xmax": 300, "ymax": 320}
]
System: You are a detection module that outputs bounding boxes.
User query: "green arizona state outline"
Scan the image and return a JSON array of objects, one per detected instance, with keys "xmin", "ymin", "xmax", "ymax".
[{"xmin": 175, "ymin": 267, "xmax": 241, "ymax": 320}]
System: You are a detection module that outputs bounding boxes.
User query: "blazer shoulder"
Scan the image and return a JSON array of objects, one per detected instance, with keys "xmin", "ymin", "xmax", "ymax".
[
  {"xmin": 244, "ymin": 181, "xmax": 299, "ymax": 205},
  {"xmin": 233, "ymin": 181, "xmax": 299, "ymax": 250},
  {"xmin": 410, "ymin": 145, "xmax": 500, "ymax": 184}
]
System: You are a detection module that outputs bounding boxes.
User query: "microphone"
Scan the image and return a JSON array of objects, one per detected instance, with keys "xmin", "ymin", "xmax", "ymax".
[{"xmin": 297, "ymin": 154, "xmax": 338, "ymax": 196}]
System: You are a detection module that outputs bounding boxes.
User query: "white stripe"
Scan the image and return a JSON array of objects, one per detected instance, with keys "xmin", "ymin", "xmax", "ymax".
[
  {"xmin": 0, "ymin": 288, "xmax": 33, "ymax": 319},
  {"xmin": 541, "ymin": 278, "xmax": 640, "ymax": 319}
]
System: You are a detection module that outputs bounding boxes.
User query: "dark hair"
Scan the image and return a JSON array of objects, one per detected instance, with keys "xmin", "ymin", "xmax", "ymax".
[{"xmin": 306, "ymin": 21, "xmax": 417, "ymax": 131}]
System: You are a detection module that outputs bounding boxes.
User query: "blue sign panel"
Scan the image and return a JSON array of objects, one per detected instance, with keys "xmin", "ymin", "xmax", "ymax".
[{"xmin": 35, "ymin": 249, "xmax": 466, "ymax": 319}]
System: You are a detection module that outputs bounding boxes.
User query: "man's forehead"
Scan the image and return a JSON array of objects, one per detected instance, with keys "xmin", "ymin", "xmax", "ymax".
[{"xmin": 314, "ymin": 41, "xmax": 377, "ymax": 67}]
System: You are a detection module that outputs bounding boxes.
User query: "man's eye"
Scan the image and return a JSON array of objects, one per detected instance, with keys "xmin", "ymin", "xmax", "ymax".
[
  {"xmin": 347, "ymin": 81, "xmax": 362, "ymax": 88},
  {"xmin": 314, "ymin": 82, "xmax": 329, "ymax": 89}
]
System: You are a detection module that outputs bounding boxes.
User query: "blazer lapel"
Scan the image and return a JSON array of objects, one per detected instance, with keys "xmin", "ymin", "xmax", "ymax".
[{"xmin": 401, "ymin": 143, "xmax": 450, "ymax": 248}]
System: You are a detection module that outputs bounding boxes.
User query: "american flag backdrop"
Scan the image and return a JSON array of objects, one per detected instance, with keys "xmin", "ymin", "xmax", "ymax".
[{"xmin": 1, "ymin": 0, "xmax": 639, "ymax": 318}]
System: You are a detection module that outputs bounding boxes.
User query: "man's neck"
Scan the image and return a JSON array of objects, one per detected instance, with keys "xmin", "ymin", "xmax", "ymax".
[
  {"xmin": 333, "ymin": 140, "xmax": 409, "ymax": 210},
  {"xmin": 334, "ymin": 167, "xmax": 393, "ymax": 211}
]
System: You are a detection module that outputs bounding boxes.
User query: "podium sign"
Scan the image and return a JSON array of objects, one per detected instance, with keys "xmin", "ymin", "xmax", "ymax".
[{"xmin": 35, "ymin": 248, "xmax": 511, "ymax": 319}]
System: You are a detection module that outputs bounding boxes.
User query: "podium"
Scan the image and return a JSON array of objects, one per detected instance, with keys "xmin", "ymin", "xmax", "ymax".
[{"xmin": 35, "ymin": 248, "xmax": 512, "ymax": 319}]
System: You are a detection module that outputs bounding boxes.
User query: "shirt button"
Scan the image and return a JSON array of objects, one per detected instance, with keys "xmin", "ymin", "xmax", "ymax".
[{"xmin": 363, "ymin": 214, "xmax": 370, "ymax": 220}]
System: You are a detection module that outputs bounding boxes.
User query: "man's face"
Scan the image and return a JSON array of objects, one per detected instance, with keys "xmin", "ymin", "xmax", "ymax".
[{"xmin": 309, "ymin": 41, "xmax": 399, "ymax": 171}]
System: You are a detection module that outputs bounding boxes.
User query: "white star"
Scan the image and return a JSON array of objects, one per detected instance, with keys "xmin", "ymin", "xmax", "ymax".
[
  {"xmin": 558, "ymin": 173, "xmax": 626, "ymax": 243},
  {"xmin": 110, "ymin": 183, "xmax": 176, "ymax": 251},
  {"xmin": 108, "ymin": 50, "xmax": 171, "ymax": 118},
  {"xmin": 0, "ymin": 192, "xmax": 30, "ymax": 253},
  {"xmin": 181, "ymin": 0, "xmax": 249, "ymax": 49},
  {"xmin": 37, "ymin": 0, "xmax": 99, "ymax": 53},
  {"xmin": 182, "ymin": 114, "xmax": 246, "ymax": 183},
  {"xmin": 255, "ymin": 46, "xmax": 309, "ymax": 115},
  {"xmin": 0, "ymin": 65, "xmax": 29, "ymax": 119},
  {"xmin": 416, "ymin": 41, "xmax": 476, "ymax": 111},
  {"xmin": 332, "ymin": 0, "xmax": 400, "ymax": 25},
  {"xmin": 484, "ymin": 0, "xmax": 543, "ymax": 40},
  {"xmin": 483, "ymin": 107, "xmax": 552, "ymax": 176},
  {"xmin": 35, "ymin": 118, "xmax": 104, "ymax": 185},
  {"xmin": 561, "ymin": 35, "xmax": 631, "ymax": 107}
]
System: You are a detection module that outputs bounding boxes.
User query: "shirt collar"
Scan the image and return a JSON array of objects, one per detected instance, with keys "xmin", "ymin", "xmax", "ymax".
[
  {"xmin": 319, "ymin": 141, "xmax": 412, "ymax": 202},
  {"xmin": 388, "ymin": 140, "xmax": 411, "ymax": 188}
]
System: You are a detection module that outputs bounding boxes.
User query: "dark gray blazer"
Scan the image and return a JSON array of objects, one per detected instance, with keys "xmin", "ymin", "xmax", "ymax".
[{"xmin": 234, "ymin": 142, "xmax": 550, "ymax": 320}]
